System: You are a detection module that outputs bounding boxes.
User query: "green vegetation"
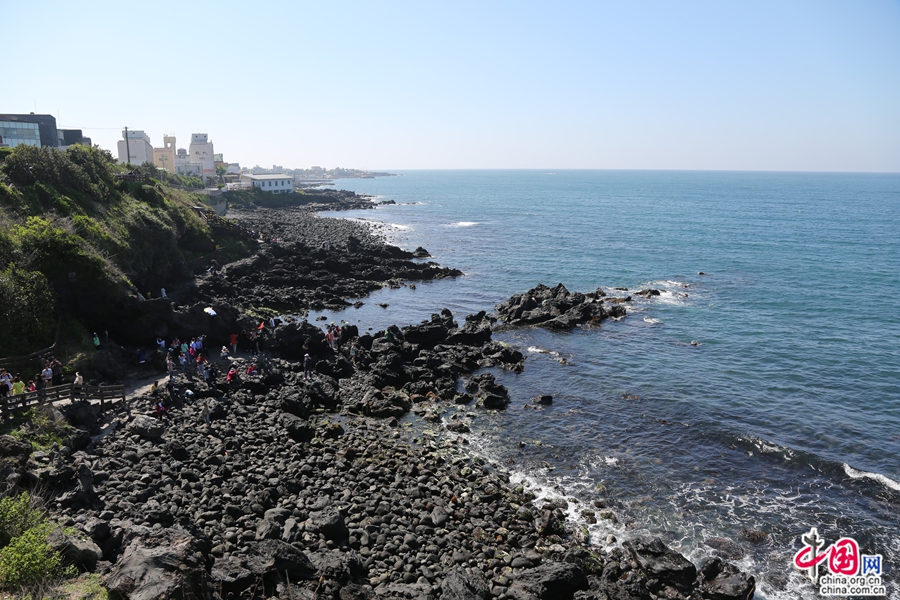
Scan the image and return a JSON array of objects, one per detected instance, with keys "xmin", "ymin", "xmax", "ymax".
[
  {"xmin": 2, "ymin": 407, "xmax": 70, "ymax": 453},
  {"xmin": 0, "ymin": 144, "xmax": 253, "ymax": 357},
  {"xmin": 59, "ymin": 572, "xmax": 108, "ymax": 600},
  {"xmin": 0, "ymin": 492, "xmax": 72, "ymax": 593}
]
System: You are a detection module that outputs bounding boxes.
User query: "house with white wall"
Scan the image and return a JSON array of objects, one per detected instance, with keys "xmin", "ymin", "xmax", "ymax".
[{"xmin": 240, "ymin": 173, "xmax": 294, "ymax": 194}]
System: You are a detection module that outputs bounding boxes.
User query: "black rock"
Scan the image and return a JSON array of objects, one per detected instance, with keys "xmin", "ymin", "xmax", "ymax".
[
  {"xmin": 623, "ymin": 537, "xmax": 697, "ymax": 593},
  {"xmin": 442, "ymin": 567, "xmax": 490, "ymax": 600},
  {"xmin": 696, "ymin": 557, "xmax": 756, "ymax": 600},
  {"xmin": 506, "ymin": 561, "xmax": 588, "ymax": 599}
]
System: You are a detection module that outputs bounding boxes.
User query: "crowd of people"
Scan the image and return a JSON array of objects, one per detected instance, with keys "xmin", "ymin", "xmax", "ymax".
[{"xmin": 0, "ymin": 356, "xmax": 66, "ymax": 401}]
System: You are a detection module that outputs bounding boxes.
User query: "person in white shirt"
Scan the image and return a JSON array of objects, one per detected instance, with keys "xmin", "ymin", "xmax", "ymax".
[{"xmin": 41, "ymin": 366, "xmax": 53, "ymax": 387}]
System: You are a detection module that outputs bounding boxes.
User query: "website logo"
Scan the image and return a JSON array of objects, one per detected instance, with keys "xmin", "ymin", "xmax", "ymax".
[{"xmin": 793, "ymin": 527, "xmax": 885, "ymax": 596}]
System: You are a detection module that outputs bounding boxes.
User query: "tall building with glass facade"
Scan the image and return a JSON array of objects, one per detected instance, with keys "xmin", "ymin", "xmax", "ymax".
[
  {"xmin": 0, "ymin": 114, "xmax": 59, "ymax": 147},
  {"xmin": 0, "ymin": 120, "xmax": 41, "ymax": 147}
]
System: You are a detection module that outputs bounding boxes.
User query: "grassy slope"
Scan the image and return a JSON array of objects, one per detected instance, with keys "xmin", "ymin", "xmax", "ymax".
[{"xmin": 0, "ymin": 145, "xmax": 251, "ymax": 357}]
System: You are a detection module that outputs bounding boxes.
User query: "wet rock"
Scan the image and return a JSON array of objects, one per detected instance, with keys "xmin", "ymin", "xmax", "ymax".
[
  {"xmin": 496, "ymin": 283, "xmax": 623, "ymax": 331},
  {"xmin": 624, "ymin": 537, "xmax": 697, "ymax": 593},
  {"xmin": 696, "ymin": 557, "xmax": 756, "ymax": 600},
  {"xmin": 740, "ymin": 528, "xmax": 768, "ymax": 543},
  {"xmin": 703, "ymin": 537, "xmax": 745, "ymax": 560}
]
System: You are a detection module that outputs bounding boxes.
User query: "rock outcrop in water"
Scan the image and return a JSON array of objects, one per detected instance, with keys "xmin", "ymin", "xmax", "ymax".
[{"xmin": 495, "ymin": 283, "xmax": 626, "ymax": 331}]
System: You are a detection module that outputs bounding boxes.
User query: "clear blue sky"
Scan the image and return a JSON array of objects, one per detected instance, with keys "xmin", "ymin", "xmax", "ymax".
[{"xmin": 4, "ymin": 1, "xmax": 899, "ymax": 171}]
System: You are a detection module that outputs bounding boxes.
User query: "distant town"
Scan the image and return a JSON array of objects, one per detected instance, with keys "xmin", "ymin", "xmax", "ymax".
[{"xmin": 0, "ymin": 112, "xmax": 395, "ymax": 195}]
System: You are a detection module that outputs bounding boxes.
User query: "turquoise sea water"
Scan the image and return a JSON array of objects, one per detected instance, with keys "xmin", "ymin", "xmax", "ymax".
[{"xmin": 314, "ymin": 170, "xmax": 900, "ymax": 599}]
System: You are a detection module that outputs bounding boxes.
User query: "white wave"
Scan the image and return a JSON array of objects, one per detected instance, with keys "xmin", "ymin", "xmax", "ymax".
[
  {"xmin": 448, "ymin": 221, "xmax": 480, "ymax": 227},
  {"xmin": 387, "ymin": 223, "xmax": 412, "ymax": 231},
  {"xmin": 843, "ymin": 464, "xmax": 900, "ymax": 491},
  {"xmin": 643, "ymin": 317, "xmax": 664, "ymax": 324},
  {"xmin": 526, "ymin": 346, "xmax": 559, "ymax": 356},
  {"xmin": 604, "ymin": 456, "xmax": 619, "ymax": 466}
]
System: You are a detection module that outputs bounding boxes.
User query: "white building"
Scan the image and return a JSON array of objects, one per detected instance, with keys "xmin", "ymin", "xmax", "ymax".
[
  {"xmin": 240, "ymin": 173, "xmax": 294, "ymax": 194},
  {"xmin": 175, "ymin": 148, "xmax": 202, "ymax": 177},
  {"xmin": 188, "ymin": 133, "xmax": 215, "ymax": 178},
  {"xmin": 117, "ymin": 130, "xmax": 154, "ymax": 165},
  {"xmin": 153, "ymin": 135, "xmax": 177, "ymax": 174}
]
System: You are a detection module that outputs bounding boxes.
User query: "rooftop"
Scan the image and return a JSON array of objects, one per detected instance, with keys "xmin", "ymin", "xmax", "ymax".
[{"xmin": 240, "ymin": 173, "xmax": 292, "ymax": 180}]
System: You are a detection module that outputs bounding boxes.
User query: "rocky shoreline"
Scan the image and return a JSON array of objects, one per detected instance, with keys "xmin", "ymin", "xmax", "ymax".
[{"xmin": 1, "ymin": 202, "xmax": 756, "ymax": 599}]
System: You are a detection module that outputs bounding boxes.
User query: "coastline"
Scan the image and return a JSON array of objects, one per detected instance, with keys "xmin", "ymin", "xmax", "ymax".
[{"xmin": 4, "ymin": 200, "xmax": 755, "ymax": 600}]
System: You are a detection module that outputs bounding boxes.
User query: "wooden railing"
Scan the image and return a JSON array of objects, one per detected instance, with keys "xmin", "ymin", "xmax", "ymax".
[
  {"xmin": 0, "ymin": 316, "xmax": 63, "ymax": 374},
  {"xmin": 0, "ymin": 383, "xmax": 126, "ymax": 419},
  {"xmin": 0, "ymin": 344, "xmax": 57, "ymax": 374}
]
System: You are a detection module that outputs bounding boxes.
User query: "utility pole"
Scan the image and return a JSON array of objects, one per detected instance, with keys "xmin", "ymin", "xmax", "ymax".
[{"xmin": 124, "ymin": 126, "xmax": 130, "ymax": 165}]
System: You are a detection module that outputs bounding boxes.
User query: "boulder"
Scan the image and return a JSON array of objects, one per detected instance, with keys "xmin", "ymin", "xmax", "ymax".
[
  {"xmin": 0, "ymin": 435, "xmax": 32, "ymax": 470},
  {"xmin": 280, "ymin": 413, "xmax": 314, "ymax": 443},
  {"xmin": 47, "ymin": 527, "xmax": 102, "ymax": 571},
  {"xmin": 248, "ymin": 539, "xmax": 316, "ymax": 582},
  {"xmin": 624, "ymin": 537, "xmax": 697, "ymax": 593},
  {"xmin": 210, "ymin": 555, "xmax": 255, "ymax": 596},
  {"xmin": 506, "ymin": 561, "xmax": 588, "ymax": 600},
  {"xmin": 129, "ymin": 415, "xmax": 164, "ymax": 439},
  {"xmin": 103, "ymin": 527, "xmax": 208, "ymax": 600},
  {"xmin": 442, "ymin": 567, "xmax": 490, "ymax": 600},
  {"xmin": 309, "ymin": 549, "xmax": 367, "ymax": 585},
  {"xmin": 696, "ymin": 557, "xmax": 756, "ymax": 600},
  {"xmin": 305, "ymin": 508, "xmax": 348, "ymax": 541}
]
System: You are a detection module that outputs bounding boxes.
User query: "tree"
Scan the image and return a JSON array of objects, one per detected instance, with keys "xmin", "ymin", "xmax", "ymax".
[{"xmin": 0, "ymin": 264, "xmax": 56, "ymax": 356}]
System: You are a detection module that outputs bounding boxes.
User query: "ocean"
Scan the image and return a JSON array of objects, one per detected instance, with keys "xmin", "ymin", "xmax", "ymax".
[{"xmin": 311, "ymin": 170, "xmax": 900, "ymax": 599}]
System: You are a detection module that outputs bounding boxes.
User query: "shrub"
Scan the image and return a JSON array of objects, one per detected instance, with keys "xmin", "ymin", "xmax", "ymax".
[
  {"xmin": 0, "ymin": 492, "xmax": 45, "ymax": 547},
  {"xmin": 0, "ymin": 522, "xmax": 60, "ymax": 589},
  {"xmin": 0, "ymin": 263, "xmax": 56, "ymax": 356}
]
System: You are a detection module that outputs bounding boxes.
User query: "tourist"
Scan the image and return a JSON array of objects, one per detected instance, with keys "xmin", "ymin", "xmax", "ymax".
[
  {"xmin": 201, "ymin": 399, "xmax": 211, "ymax": 429},
  {"xmin": 50, "ymin": 358, "xmax": 63, "ymax": 386},
  {"xmin": 136, "ymin": 348, "xmax": 146, "ymax": 364},
  {"xmin": 41, "ymin": 364, "xmax": 53, "ymax": 387},
  {"xmin": 150, "ymin": 380, "xmax": 159, "ymax": 399},
  {"xmin": 11, "ymin": 376, "xmax": 25, "ymax": 396},
  {"xmin": 155, "ymin": 399, "xmax": 168, "ymax": 419},
  {"xmin": 156, "ymin": 337, "xmax": 166, "ymax": 350},
  {"xmin": 220, "ymin": 346, "xmax": 230, "ymax": 359},
  {"xmin": 92, "ymin": 332, "xmax": 100, "ymax": 350},
  {"xmin": 303, "ymin": 353, "xmax": 313, "ymax": 380},
  {"xmin": 0, "ymin": 369, "xmax": 10, "ymax": 397},
  {"xmin": 246, "ymin": 364, "xmax": 258, "ymax": 376},
  {"xmin": 229, "ymin": 332, "xmax": 238, "ymax": 355},
  {"xmin": 179, "ymin": 353, "xmax": 187, "ymax": 373},
  {"xmin": 226, "ymin": 367, "xmax": 239, "ymax": 384},
  {"xmin": 74, "ymin": 372, "xmax": 83, "ymax": 385}
]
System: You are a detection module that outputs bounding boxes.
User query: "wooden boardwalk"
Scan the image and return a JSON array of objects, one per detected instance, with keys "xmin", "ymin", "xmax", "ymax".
[{"xmin": 1, "ymin": 383, "xmax": 126, "ymax": 419}]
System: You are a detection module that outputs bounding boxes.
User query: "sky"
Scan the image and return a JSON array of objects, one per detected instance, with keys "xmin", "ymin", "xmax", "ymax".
[{"xmin": 3, "ymin": 1, "xmax": 900, "ymax": 171}]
